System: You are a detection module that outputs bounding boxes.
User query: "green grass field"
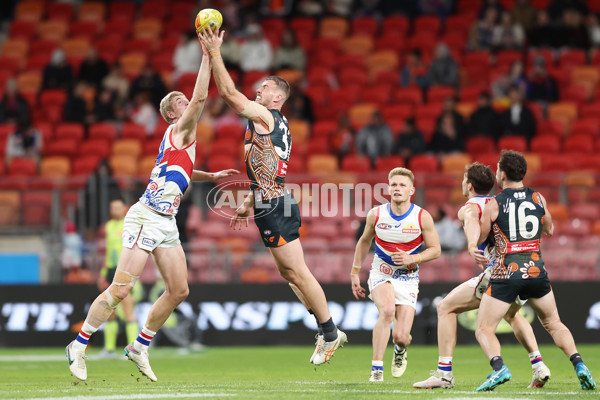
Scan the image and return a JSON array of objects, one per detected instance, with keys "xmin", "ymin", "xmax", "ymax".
[{"xmin": 0, "ymin": 344, "xmax": 598, "ymax": 399}]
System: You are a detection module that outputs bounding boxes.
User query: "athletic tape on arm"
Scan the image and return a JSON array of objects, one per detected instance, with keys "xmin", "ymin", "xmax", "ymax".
[{"xmin": 240, "ymin": 101, "xmax": 274, "ymax": 132}]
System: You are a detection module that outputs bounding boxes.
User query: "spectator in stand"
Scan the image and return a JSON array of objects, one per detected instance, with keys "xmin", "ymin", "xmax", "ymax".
[
  {"xmin": 240, "ymin": 24, "xmax": 273, "ymax": 72},
  {"xmin": 492, "ymin": 10, "xmax": 525, "ymax": 50},
  {"xmin": 282, "ymin": 80, "xmax": 313, "ymax": 123},
  {"xmin": 273, "ymin": 28, "xmax": 306, "ymax": 70},
  {"xmin": 220, "ymin": 32, "xmax": 241, "ymax": 70},
  {"xmin": 355, "ymin": 111, "xmax": 394, "ymax": 165},
  {"xmin": 427, "ymin": 43, "xmax": 458, "ymax": 87},
  {"xmin": 400, "ymin": 49, "xmax": 429, "ymax": 88},
  {"xmin": 526, "ymin": 56, "xmax": 559, "ymax": 105},
  {"xmin": 293, "ymin": 0, "xmax": 324, "ymax": 16},
  {"xmin": 102, "ymin": 63, "xmax": 130, "ymax": 106},
  {"xmin": 63, "ymin": 82, "xmax": 89, "ymax": 125},
  {"xmin": 4, "ymin": 116, "xmax": 42, "ymax": 165},
  {"xmin": 557, "ymin": 8, "xmax": 591, "ymax": 50},
  {"xmin": 586, "ymin": 14, "xmax": 600, "ymax": 49},
  {"xmin": 478, "ymin": 0, "xmax": 504, "ymax": 19},
  {"xmin": 430, "ymin": 112, "xmax": 465, "ymax": 154},
  {"xmin": 468, "ymin": 91, "xmax": 501, "ymax": 139},
  {"xmin": 42, "ymin": 49, "xmax": 73, "ymax": 90},
  {"xmin": 0, "ymin": 78, "xmax": 29, "ymax": 124},
  {"xmin": 78, "ymin": 47, "xmax": 109, "ymax": 89},
  {"xmin": 468, "ymin": 7, "xmax": 499, "ymax": 51},
  {"xmin": 84, "ymin": 159, "xmax": 120, "ymax": 232},
  {"xmin": 129, "ymin": 91, "xmax": 158, "ymax": 136},
  {"xmin": 528, "ymin": 9, "xmax": 559, "ymax": 48},
  {"xmin": 548, "ymin": 0, "xmax": 588, "ymax": 20},
  {"xmin": 91, "ymin": 88, "xmax": 117, "ymax": 123},
  {"xmin": 173, "ymin": 31, "xmax": 202, "ymax": 80},
  {"xmin": 436, "ymin": 96, "xmax": 466, "ymax": 136},
  {"xmin": 62, "ymin": 221, "xmax": 84, "ymax": 283},
  {"xmin": 392, "ymin": 117, "xmax": 426, "ymax": 161},
  {"xmin": 492, "ymin": 59, "xmax": 527, "ymax": 104},
  {"xmin": 129, "ymin": 64, "xmax": 167, "ymax": 109},
  {"xmin": 500, "ymin": 85, "xmax": 536, "ymax": 141},
  {"xmin": 510, "ymin": 0, "xmax": 537, "ymax": 31},
  {"xmin": 330, "ymin": 112, "xmax": 355, "ymax": 161}
]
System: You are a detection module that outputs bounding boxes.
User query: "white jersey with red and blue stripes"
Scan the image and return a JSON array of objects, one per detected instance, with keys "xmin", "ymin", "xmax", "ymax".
[
  {"xmin": 139, "ymin": 124, "xmax": 195, "ymax": 216},
  {"xmin": 466, "ymin": 195, "xmax": 495, "ymax": 268},
  {"xmin": 371, "ymin": 203, "xmax": 424, "ymax": 280}
]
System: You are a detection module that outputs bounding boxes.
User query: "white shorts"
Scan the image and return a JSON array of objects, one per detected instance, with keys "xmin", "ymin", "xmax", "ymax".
[
  {"xmin": 122, "ymin": 202, "xmax": 180, "ymax": 252},
  {"xmin": 467, "ymin": 268, "xmax": 526, "ymax": 305},
  {"xmin": 367, "ymin": 269, "xmax": 419, "ymax": 309}
]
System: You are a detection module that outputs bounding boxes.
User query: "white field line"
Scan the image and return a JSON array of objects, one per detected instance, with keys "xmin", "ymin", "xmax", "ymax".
[{"xmin": 16, "ymin": 394, "xmax": 235, "ymax": 400}]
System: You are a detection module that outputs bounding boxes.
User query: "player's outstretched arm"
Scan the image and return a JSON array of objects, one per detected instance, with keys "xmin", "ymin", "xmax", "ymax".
[
  {"xmin": 191, "ymin": 169, "xmax": 239, "ymax": 182},
  {"xmin": 350, "ymin": 208, "xmax": 377, "ymax": 299},
  {"xmin": 230, "ymin": 192, "xmax": 254, "ymax": 230},
  {"xmin": 174, "ymin": 39, "xmax": 211, "ymax": 144},
  {"xmin": 539, "ymin": 193, "xmax": 554, "ymax": 236},
  {"xmin": 198, "ymin": 27, "xmax": 274, "ymax": 134}
]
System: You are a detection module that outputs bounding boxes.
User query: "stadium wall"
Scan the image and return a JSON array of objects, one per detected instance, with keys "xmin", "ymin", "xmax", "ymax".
[{"xmin": 0, "ymin": 283, "xmax": 598, "ymax": 347}]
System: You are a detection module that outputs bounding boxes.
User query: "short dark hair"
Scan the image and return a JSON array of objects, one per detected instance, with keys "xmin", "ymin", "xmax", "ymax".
[
  {"xmin": 465, "ymin": 162, "xmax": 495, "ymax": 195},
  {"xmin": 498, "ymin": 149, "xmax": 527, "ymax": 182},
  {"xmin": 266, "ymin": 75, "xmax": 290, "ymax": 101}
]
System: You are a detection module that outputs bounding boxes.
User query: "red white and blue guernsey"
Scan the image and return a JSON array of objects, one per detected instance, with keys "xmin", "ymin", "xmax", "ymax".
[
  {"xmin": 465, "ymin": 195, "xmax": 495, "ymax": 268},
  {"xmin": 139, "ymin": 125, "xmax": 195, "ymax": 215},
  {"xmin": 372, "ymin": 203, "xmax": 424, "ymax": 281}
]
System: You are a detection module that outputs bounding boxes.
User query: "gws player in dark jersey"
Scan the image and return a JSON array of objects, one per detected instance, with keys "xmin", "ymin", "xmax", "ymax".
[
  {"xmin": 474, "ymin": 150, "xmax": 596, "ymax": 391},
  {"xmin": 414, "ymin": 163, "xmax": 550, "ymax": 389},
  {"xmin": 199, "ymin": 27, "xmax": 347, "ymax": 365}
]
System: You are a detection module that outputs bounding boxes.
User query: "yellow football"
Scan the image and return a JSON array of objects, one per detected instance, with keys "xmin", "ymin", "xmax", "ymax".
[{"xmin": 195, "ymin": 8, "xmax": 223, "ymax": 32}]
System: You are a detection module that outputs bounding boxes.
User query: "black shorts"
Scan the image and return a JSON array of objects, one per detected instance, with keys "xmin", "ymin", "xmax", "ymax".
[
  {"xmin": 486, "ymin": 275, "xmax": 552, "ymax": 303},
  {"xmin": 253, "ymin": 194, "xmax": 301, "ymax": 248},
  {"xmin": 105, "ymin": 267, "xmax": 116, "ymax": 284}
]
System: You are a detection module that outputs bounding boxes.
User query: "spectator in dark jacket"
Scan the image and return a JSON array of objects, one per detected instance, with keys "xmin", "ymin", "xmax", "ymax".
[
  {"xmin": 556, "ymin": 8, "xmax": 591, "ymax": 50},
  {"xmin": 528, "ymin": 9, "xmax": 559, "ymax": 48},
  {"xmin": 427, "ymin": 43, "xmax": 458, "ymax": 87},
  {"xmin": 0, "ymin": 78, "xmax": 29, "ymax": 123},
  {"xmin": 129, "ymin": 64, "xmax": 167, "ymax": 109},
  {"xmin": 42, "ymin": 49, "xmax": 73, "ymax": 90},
  {"xmin": 526, "ymin": 56, "xmax": 559, "ymax": 103},
  {"xmin": 393, "ymin": 118, "xmax": 426, "ymax": 160},
  {"xmin": 468, "ymin": 91, "xmax": 501, "ymax": 139},
  {"xmin": 500, "ymin": 85, "xmax": 537, "ymax": 140},
  {"xmin": 78, "ymin": 47, "xmax": 109, "ymax": 89},
  {"xmin": 355, "ymin": 111, "xmax": 394, "ymax": 164},
  {"xmin": 430, "ymin": 112, "xmax": 465, "ymax": 153},
  {"xmin": 64, "ymin": 82, "xmax": 88, "ymax": 124}
]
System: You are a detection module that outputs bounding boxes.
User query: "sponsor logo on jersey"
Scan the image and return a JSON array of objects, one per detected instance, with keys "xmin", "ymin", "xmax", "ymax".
[
  {"xmin": 173, "ymin": 194, "xmax": 181, "ymax": 208},
  {"xmin": 149, "ymin": 181, "xmax": 158, "ymax": 191},
  {"xmin": 277, "ymin": 160, "xmax": 288, "ymax": 176},
  {"xmin": 507, "ymin": 239, "xmax": 539, "ymax": 253},
  {"xmin": 379, "ymin": 263, "xmax": 393, "ymax": 275},
  {"xmin": 263, "ymin": 230, "xmax": 272, "ymax": 236},
  {"xmin": 513, "ymin": 192, "xmax": 526, "ymax": 199},
  {"xmin": 402, "ymin": 224, "xmax": 420, "ymax": 234},
  {"xmin": 377, "ymin": 223, "xmax": 392, "ymax": 230}
]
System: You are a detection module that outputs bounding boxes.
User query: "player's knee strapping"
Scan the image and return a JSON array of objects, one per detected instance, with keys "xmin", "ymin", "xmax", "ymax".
[{"xmin": 86, "ymin": 271, "xmax": 140, "ymax": 327}]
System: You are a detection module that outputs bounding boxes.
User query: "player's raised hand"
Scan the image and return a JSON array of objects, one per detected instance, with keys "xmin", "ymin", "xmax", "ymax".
[
  {"xmin": 230, "ymin": 204, "xmax": 250, "ymax": 230},
  {"xmin": 211, "ymin": 169, "xmax": 239, "ymax": 182},
  {"xmin": 351, "ymin": 274, "xmax": 366, "ymax": 300},
  {"xmin": 198, "ymin": 26, "xmax": 224, "ymax": 51}
]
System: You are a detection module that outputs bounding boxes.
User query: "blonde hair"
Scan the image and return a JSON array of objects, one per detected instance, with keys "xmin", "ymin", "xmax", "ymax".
[
  {"xmin": 159, "ymin": 91, "xmax": 185, "ymax": 124},
  {"xmin": 388, "ymin": 167, "xmax": 415, "ymax": 185}
]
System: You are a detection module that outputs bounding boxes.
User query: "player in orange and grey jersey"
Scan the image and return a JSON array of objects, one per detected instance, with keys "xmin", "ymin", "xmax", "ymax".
[
  {"xmin": 199, "ymin": 26, "xmax": 347, "ymax": 366},
  {"xmin": 474, "ymin": 150, "xmax": 596, "ymax": 392},
  {"xmin": 414, "ymin": 162, "xmax": 550, "ymax": 390}
]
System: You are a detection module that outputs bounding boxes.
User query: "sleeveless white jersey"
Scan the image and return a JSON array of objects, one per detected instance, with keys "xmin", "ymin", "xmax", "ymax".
[
  {"xmin": 372, "ymin": 203, "xmax": 424, "ymax": 279},
  {"xmin": 465, "ymin": 195, "xmax": 495, "ymax": 267},
  {"xmin": 139, "ymin": 125, "xmax": 196, "ymax": 216}
]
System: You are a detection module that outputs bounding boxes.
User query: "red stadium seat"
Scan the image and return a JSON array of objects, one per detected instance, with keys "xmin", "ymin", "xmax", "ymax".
[
  {"xmin": 89, "ymin": 123, "xmax": 117, "ymax": 142},
  {"xmin": 382, "ymin": 104, "xmax": 414, "ymax": 121},
  {"xmin": 375, "ymin": 156, "xmax": 405, "ymax": 173},
  {"xmin": 414, "ymin": 15, "xmax": 441, "ymax": 35},
  {"xmin": 8, "ymin": 157, "xmax": 37, "ymax": 177},
  {"xmin": 55, "ymin": 123, "xmax": 84, "ymax": 141},
  {"xmin": 71, "ymin": 156, "xmax": 101, "ymax": 178},
  {"xmin": 341, "ymin": 154, "xmax": 371, "ymax": 173},
  {"xmin": 22, "ymin": 191, "xmax": 52, "ymax": 226},
  {"xmin": 382, "ymin": 15, "xmax": 409, "ymax": 36},
  {"xmin": 44, "ymin": 138, "xmax": 79, "ymax": 159},
  {"xmin": 498, "ymin": 135, "xmax": 527, "ymax": 152},
  {"xmin": 466, "ymin": 137, "xmax": 496, "ymax": 156},
  {"xmin": 351, "ymin": 17, "xmax": 379, "ymax": 37},
  {"xmin": 393, "ymin": 87, "xmax": 423, "ymax": 107},
  {"xmin": 428, "ymin": 86, "xmax": 456, "ymax": 103},
  {"xmin": 409, "ymin": 154, "xmax": 439, "ymax": 173},
  {"xmin": 564, "ymin": 135, "xmax": 594, "ymax": 154},
  {"xmin": 80, "ymin": 139, "xmax": 112, "ymax": 160},
  {"xmin": 530, "ymin": 135, "xmax": 561, "ymax": 154},
  {"xmin": 121, "ymin": 123, "xmax": 147, "ymax": 141},
  {"xmin": 558, "ymin": 50, "xmax": 587, "ymax": 67}
]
